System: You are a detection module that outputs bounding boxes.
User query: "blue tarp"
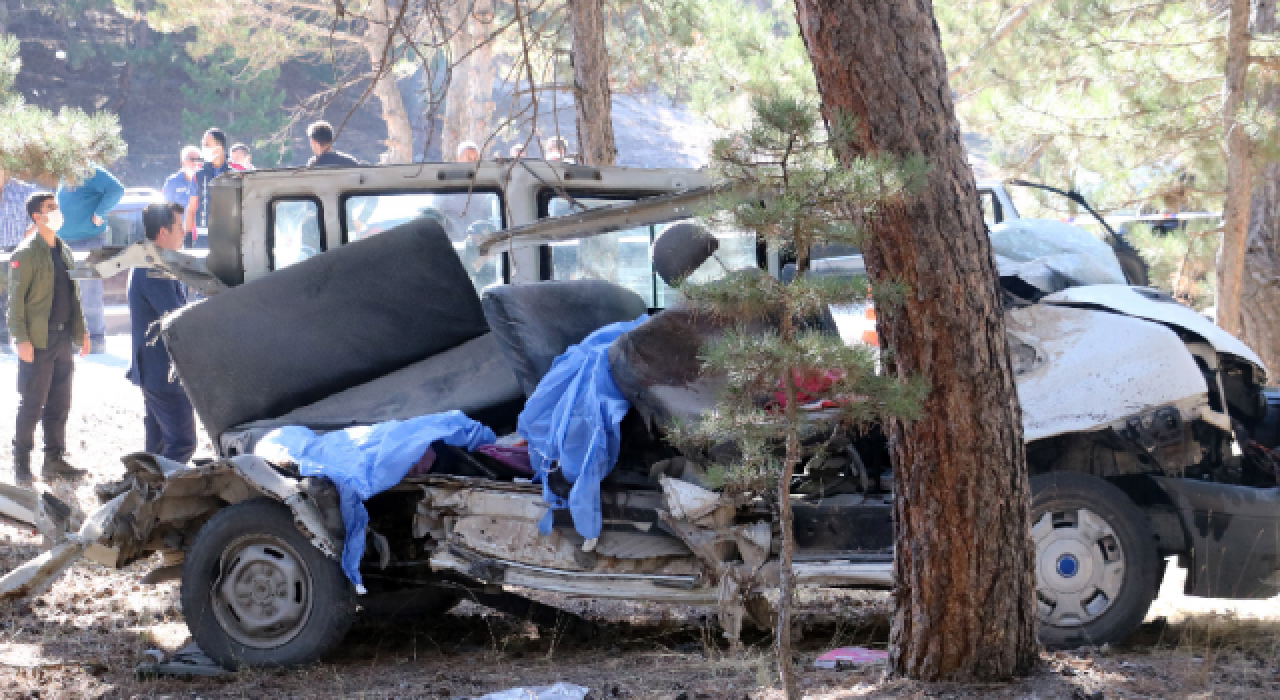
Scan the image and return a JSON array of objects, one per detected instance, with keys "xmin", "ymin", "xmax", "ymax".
[
  {"xmin": 255, "ymin": 411, "xmax": 495, "ymax": 590},
  {"xmin": 253, "ymin": 316, "xmax": 646, "ymax": 589},
  {"xmin": 519, "ymin": 316, "xmax": 648, "ymax": 540}
]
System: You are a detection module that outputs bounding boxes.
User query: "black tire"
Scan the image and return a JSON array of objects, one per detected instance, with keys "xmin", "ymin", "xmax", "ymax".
[
  {"xmin": 1031, "ymin": 472, "xmax": 1160, "ymax": 649},
  {"xmin": 1111, "ymin": 238, "xmax": 1150, "ymax": 286},
  {"xmin": 181, "ymin": 498, "xmax": 356, "ymax": 669},
  {"xmin": 359, "ymin": 588, "xmax": 462, "ymax": 618}
]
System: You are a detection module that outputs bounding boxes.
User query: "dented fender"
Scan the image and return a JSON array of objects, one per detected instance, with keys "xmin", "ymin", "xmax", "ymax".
[{"xmin": 1008, "ymin": 304, "xmax": 1216, "ymax": 443}]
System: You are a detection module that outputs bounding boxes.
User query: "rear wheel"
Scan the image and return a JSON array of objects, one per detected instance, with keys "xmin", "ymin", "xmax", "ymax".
[
  {"xmin": 1031, "ymin": 472, "xmax": 1160, "ymax": 648},
  {"xmin": 182, "ymin": 498, "xmax": 356, "ymax": 669}
]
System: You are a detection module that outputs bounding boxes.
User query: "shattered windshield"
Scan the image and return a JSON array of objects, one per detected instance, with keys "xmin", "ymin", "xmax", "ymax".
[{"xmin": 991, "ymin": 218, "xmax": 1126, "ymax": 293}]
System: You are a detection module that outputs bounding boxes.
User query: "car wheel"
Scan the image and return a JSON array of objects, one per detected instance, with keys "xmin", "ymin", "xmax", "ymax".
[
  {"xmin": 359, "ymin": 588, "xmax": 462, "ymax": 618},
  {"xmin": 1031, "ymin": 472, "xmax": 1160, "ymax": 649},
  {"xmin": 182, "ymin": 498, "xmax": 356, "ymax": 669},
  {"xmin": 1112, "ymin": 239, "xmax": 1150, "ymax": 286}
]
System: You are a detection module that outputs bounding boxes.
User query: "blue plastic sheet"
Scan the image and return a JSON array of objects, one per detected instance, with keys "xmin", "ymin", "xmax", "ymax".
[
  {"xmin": 518, "ymin": 316, "xmax": 648, "ymax": 540},
  {"xmin": 256, "ymin": 411, "xmax": 495, "ymax": 590}
]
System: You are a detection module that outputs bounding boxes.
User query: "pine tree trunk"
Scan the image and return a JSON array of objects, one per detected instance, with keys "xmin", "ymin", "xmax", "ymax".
[
  {"xmin": 793, "ymin": 0, "xmax": 1039, "ymax": 681},
  {"xmin": 442, "ymin": 6, "xmax": 497, "ymax": 161},
  {"xmin": 569, "ymin": 0, "xmax": 617, "ymax": 166},
  {"xmin": 1242, "ymin": 1, "xmax": 1280, "ymax": 374},
  {"xmin": 775, "ymin": 322, "xmax": 801, "ymax": 699},
  {"xmin": 365, "ymin": 0, "xmax": 414, "ymax": 164},
  {"xmin": 1219, "ymin": 0, "xmax": 1253, "ymax": 336}
]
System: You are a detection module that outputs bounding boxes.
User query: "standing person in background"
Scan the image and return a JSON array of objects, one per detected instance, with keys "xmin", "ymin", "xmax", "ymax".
[
  {"xmin": 186, "ymin": 128, "xmax": 233, "ymax": 246},
  {"xmin": 0, "ymin": 168, "xmax": 40, "ymax": 353},
  {"xmin": 229, "ymin": 143, "xmax": 253, "ymax": 171},
  {"xmin": 128, "ymin": 202, "xmax": 197, "ymax": 464},
  {"xmin": 8, "ymin": 193, "xmax": 90, "ymax": 485},
  {"xmin": 306, "ymin": 121, "xmax": 361, "ymax": 167},
  {"xmin": 455, "ymin": 141, "xmax": 480, "ymax": 163},
  {"xmin": 56, "ymin": 164, "xmax": 123, "ymax": 355},
  {"xmin": 162, "ymin": 147, "xmax": 201, "ymax": 246},
  {"xmin": 543, "ymin": 137, "xmax": 568, "ymax": 162}
]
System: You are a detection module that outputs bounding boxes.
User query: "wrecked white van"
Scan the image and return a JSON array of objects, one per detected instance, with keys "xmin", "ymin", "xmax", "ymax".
[{"xmin": 5, "ymin": 163, "xmax": 1274, "ymax": 669}]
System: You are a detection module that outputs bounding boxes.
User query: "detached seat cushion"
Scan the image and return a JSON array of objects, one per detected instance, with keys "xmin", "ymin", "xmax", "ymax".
[
  {"xmin": 482, "ymin": 280, "xmax": 649, "ymax": 396},
  {"xmin": 608, "ymin": 307, "xmax": 744, "ymax": 427},
  {"xmin": 163, "ymin": 219, "xmax": 491, "ymax": 440}
]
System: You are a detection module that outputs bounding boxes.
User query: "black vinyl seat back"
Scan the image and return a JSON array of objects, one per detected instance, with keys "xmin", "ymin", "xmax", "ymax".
[
  {"xmin": 482, "ymin": 280, "xmax": 649, "ymax": 397},
  {"xmin": 164, "ymin": 219, "xmax": 491, "ymax": 441}
]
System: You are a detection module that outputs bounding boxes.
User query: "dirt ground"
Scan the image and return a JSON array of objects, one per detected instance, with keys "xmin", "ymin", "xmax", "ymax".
[{"xmin": 1, "ymin": 339, "xmax": 1280, "ymax": 699}]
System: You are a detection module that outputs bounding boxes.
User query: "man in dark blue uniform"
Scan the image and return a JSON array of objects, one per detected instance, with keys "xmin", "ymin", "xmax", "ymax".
[
  {"xmin": 127, "ymin": 202, "xmax": 197, "ymax": 463},
  {"xmin": 185, "ymin": 128, "xmax": 233, "ymax": 247},
  {"xmin": 162, "ymin": 147, "xmax": 200, "ymax": 246}
]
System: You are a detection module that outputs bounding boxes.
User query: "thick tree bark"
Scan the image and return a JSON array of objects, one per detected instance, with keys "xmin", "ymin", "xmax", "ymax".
[
  {"xmin": 569, "ymin": 0, "xmax": 617, "ymax": 166},
  {"xmin": 1219, "ymin": 0, "xmax": 1253, "ymax": 336},
  {"xmin": 793, "ymin": 0, "xmax": 1038, "ymax": 681},
  {"xmin": 365, "ymin": 0, "xmax": 414, "ymax": 163},
  {"xmin": 442, "ymin": 3, "xmax": 497, "ymax": 161},
  {"xmin": 1243, "ymin": 161, "xmax": 1280, "ymax": 375},
  {"xmin": 1242, "ymin": 1, "xmax": 1280, "ymax": 375}
]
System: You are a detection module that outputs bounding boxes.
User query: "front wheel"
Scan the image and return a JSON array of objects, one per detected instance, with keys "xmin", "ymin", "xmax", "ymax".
[
  {"xmin": 1031, "ymin": 472, "xmax": 1160, "ymax": 648},
  {"xmin": 181, "ymin": 498, "xmax": 356, "ymax": 669}
]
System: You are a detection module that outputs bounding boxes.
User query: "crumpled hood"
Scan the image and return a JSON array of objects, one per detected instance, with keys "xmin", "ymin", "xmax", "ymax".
[{"xmin": 1043, "ymin": 284, "xmax": 1266, "ymax": 374}]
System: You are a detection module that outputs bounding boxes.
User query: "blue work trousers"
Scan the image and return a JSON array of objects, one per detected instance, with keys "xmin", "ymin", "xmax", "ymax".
[
  {"xmin": 141, "ymin": 386, "xmax": 198, "ymax": 464},
  {"xmin": 67, "ymin": 234, "xmax": 106, "ymax": 343}
]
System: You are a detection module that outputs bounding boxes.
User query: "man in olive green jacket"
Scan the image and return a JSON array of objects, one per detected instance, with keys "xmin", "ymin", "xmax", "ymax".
[{"xmin": 7, "ymin": 192, "xmax": 90, "ymax": 485}]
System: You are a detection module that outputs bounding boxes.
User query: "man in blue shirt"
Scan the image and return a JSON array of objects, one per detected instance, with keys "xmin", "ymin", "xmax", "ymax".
[
  {"xmin": 186, "ymin": 128, "xmax": 233, "ymax": 241},
  {"xmin": 56, "ymin": 165, "xmax": 124, "ymax": 354},
  {"xmin": 128, "ymin": 202, "xmax": 198, "ymax": 463},
  {"xmin": 162, "ymin": 147, "xmax": 201, "ymax": 243},
  {"xmin": 0, "ymin": 168, "xmax": 40, "ymax": 353}
]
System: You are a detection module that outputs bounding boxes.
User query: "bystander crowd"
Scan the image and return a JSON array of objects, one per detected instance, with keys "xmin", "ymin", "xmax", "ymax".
[
  {"xmin": 127, "ymin": 202, "xmax": 198, "ymax": 464},
  {"xmin": 543, "ymin": 137, "xmax": 568, "ymax": 162},
  {"xmin": 229, "ymin": 143, "xmax": 254, "ymax": 171},
  {"xmin": 8, "ymin": 193, "xmax": 90, "ymax": 485},
  {"xmin": 307, "ymin": 121, "xmax": 361, "ymax": 167},
  {"xmin": 187, "ymin": 127, "xmax": 233, "ymax": 245},
  {"xmin": 456, "ymin": 141, "xmax": 481, "ymax": 163},
  {"xmin": 163, "ymin": 146, "xmax": 201, "ymax": 245},
  {"xmin": 56, "ymin": 164, "xmax": 124, "ymax": 354},
  {"xmin": 0, "ymin": 168, "xmax": 39, "ymax": 352}
]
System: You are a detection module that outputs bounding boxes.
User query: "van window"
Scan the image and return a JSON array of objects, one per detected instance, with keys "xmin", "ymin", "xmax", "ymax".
[
  {"xmin": 546, "ymin": 195, "xmax": 756, "ymax": 307},
  {"xmin": 271, "ymin": 199, "xmax": 323, "ymax": 270},
  {"xmin": 106, "ymin": 210, "xmax": 144, "ymax": 247},
  {"xmin": 344, "ymin": 191, "xmax": 504, "ymax": 292}
]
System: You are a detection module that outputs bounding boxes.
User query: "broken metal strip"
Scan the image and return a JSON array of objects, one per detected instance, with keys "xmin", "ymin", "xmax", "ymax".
[
  {"xmin": 792, "ymin": 560, "xmax": 893, "ymax": 587},
  {"xmin": 474, "ymin": 183, "xmax": 739, "ymax": 256},
  {"xmin": 86, "ymin": 240, "xmax": 227, "ymax": 297},
  {"xmin": 430, "ymin": 549, "xmax": 720, "ymax": 604}
]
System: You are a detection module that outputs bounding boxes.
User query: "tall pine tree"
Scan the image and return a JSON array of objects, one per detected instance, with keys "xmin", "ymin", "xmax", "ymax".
[{"xmin": 678, "ymin": 95, "xmax": 924, "ymax": 698}]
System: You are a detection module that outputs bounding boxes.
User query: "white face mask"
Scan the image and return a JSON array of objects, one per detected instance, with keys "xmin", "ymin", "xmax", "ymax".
[
  {"xmin": 201, "ymin": 146, "xmax": 217, "ymax": 163},
  {"xmin": 44, "ymin": 210, "xmax": 64, "ymax": 231}
]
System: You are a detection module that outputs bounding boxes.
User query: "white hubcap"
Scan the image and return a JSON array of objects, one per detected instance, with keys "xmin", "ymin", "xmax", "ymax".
[{"xmin": 1032, "ymin": 507, "xmax": 1125, "ymax": 628}]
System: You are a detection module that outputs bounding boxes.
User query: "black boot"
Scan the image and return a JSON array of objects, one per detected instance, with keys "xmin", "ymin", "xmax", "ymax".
[
  {"xmin": 13, "ymin": 452, "xmax": 32, "ymax": 487},
  {"xmin": 41, "ymin": 451, "xmax": 87, "ymax": 481}
]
